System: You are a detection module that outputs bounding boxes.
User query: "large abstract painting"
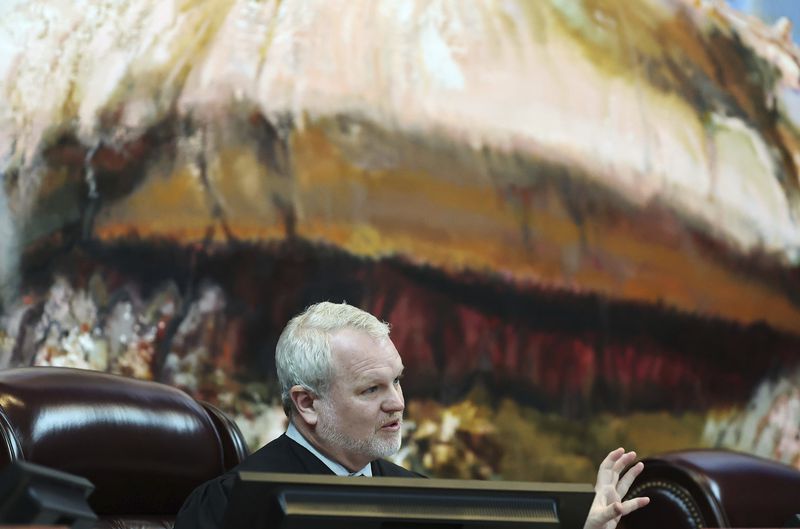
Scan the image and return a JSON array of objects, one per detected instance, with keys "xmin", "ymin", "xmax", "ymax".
[{"xmin": 2, "ymin": 0, "xmax": 800, "ymax": 481}]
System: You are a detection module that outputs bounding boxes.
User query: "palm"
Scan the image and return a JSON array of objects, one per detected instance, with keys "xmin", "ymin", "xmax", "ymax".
[{"xmin": 584, "ymin": 448, "xmax": 650, "ymax": 529}]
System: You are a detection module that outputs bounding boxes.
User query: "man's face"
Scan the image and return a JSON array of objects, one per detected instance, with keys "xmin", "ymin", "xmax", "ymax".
[{"xmin": 313, "ymin": 328, "xmax": 405, "ymax": 471}]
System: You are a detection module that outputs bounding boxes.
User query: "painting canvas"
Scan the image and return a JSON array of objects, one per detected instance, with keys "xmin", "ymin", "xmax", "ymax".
[{"xmin": 1, "ymin": 0, "xmax": 800, "ymax": 482}]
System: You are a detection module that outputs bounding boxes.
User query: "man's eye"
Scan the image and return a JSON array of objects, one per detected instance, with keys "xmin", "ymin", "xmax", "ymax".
[
  {"xmin": 363, "ymin": 386, "xmax": 378, "ymax": 394},
  {"xmin": 393, "ymin": 377, "xmax": 401, "ymax": 385}
]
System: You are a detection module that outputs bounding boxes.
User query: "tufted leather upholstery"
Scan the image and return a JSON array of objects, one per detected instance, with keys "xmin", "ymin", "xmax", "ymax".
[
  {"xmin": 621, "ymin": 449, "xmax": 800, "ymax": 529},
  {"xmin": 0, "ymin": 367, "xmax": 248, "ymax": 529}
]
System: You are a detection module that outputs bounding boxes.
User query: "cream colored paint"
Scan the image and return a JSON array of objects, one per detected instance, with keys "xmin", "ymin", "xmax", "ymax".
[{"xmin": 1, "ymin": 0, "xmax": 799, "ymax": 262}]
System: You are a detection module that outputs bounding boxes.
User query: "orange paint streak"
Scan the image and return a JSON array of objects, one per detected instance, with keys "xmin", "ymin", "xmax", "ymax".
[{"xmin": 91, "ymin": 120, "xmax": 800, "ymax": 334}]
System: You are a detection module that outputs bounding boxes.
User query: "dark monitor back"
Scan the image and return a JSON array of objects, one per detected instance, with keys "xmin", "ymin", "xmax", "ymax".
[
  {"xmin": 222, "ymin": 472, "xmax": 594, "ymax": 529},
  {"xmin": 0, "ymin": 460, "xmax": 96, "ymax": 529}
]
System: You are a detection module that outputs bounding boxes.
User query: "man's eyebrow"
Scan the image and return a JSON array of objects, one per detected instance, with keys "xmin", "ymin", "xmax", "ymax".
[{"xmin": 356, "ymin": 367, "xmax": 404, "ymax": 385}]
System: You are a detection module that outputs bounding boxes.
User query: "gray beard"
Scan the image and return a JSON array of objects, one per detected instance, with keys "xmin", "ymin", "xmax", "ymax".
[{"xmin": 316, "ymin": 401, "xmax": 402, "ymax": 463}]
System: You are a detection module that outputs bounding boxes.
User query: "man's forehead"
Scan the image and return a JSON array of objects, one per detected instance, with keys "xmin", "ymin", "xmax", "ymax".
[{"xmin": 329, "ymin": 328, "xmax": 402, "ymax": 373}]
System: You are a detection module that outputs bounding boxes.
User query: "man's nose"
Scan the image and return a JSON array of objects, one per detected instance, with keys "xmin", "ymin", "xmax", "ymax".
[{"xmin": 383, "ymin": 385, "xmax": 404, "ymax": 413}]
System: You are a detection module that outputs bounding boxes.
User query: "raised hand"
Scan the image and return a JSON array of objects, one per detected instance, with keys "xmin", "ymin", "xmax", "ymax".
[{"xmin": 584, "ymin": 448, "xmax": 650, "ymax": 529}]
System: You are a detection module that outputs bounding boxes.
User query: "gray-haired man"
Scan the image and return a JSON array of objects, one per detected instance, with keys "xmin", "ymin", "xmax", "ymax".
[{"xmin": 175, "ymin": 302, "xmax": 648, "ymax": 529}]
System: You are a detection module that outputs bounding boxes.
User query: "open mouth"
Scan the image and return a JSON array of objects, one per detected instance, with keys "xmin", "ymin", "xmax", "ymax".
[
  {"xmin": 381, "ymin": 420, "xmax": 402, "ymax": 432},
  {"xmin": 2, "ymin": 0, "xmax": 800, "ymax": 478}
]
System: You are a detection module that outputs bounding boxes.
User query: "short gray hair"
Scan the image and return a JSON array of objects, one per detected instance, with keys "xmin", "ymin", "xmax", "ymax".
[{"xmin": 276, "ymin": 301, "xmax": 390, "ymax": 416}]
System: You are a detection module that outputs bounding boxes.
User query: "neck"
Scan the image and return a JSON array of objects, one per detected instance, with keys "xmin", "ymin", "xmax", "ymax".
[{"xmin": 290, "ymin": 418, "xmax": 369, "ymax": 473}]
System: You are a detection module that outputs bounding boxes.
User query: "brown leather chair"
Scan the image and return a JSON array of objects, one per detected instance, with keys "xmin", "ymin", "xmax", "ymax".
[
  {"xmin": 621, "ymin": 449, "xmax": 800, "ymax": 529},
  {"xmin": 0, "ymin": 367, "xmax": 249, "ymax": 529}
]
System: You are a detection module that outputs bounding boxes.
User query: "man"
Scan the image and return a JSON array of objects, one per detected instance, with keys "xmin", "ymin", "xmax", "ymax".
[{"xmin": 175, "ymin": 302, "xmax": 649, "ymax": 529}]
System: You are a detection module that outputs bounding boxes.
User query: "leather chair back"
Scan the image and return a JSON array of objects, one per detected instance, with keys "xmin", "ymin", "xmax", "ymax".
[
  {"xmin": 621, "ymin": 449, "xmax": 800, "ymax": 529},
  {"xmin": 0, "ymin": 367, "xmax": 248, "ymax": 528}
]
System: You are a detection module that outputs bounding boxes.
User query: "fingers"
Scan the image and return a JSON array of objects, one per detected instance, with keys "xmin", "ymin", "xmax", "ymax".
[
  {"xmin": 597, "ymin": 497, "xmax": 651, "ymax": 523},
  {"xmin": 595, "ymin": 447, "xmax": 624, "ymax": 488},
  {"xmin": 613, "ymin": 450, "xmax": 637, "ymax": 472},
  {"xmin": 612, "ymin": 451, "xmax": 638, "ymax": 487},
  {"xmin": 617, "ymin": 461, "xmax": 644, "ymax": 497},
  {"xmin": 595, "ymin": 448, "xmax": 637, "ymax": 489},
  {"xmin": 599, "ymin": 447, "xmax": 625, "ymax": 472},
  {"xmin": 620, "ymin": 496, "xmax": 650, "ymax": 515}
]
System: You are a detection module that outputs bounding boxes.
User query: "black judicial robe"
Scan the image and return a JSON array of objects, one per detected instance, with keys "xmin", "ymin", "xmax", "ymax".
[{"xmin": 174, "ymin": 434, "xmax": 422, "ymax": 529}]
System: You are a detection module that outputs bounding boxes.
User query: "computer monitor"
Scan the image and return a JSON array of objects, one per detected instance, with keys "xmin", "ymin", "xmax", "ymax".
[
  {"xmin": 222, "ymin": 471, "xmax": 594, "ymax": 529},
  {"xmin": 0, "ymin": 460, "xmax": 97, "ymax": 529}
]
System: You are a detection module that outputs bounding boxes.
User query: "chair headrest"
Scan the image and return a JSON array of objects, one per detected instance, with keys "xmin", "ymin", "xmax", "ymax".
[
  {"xmin": 629, "ymin": 449, "xmax": 800, "ymax": 528},
  {"xmin": 0, "ymin": 367, "xmax": 229, "ymax": 515}
]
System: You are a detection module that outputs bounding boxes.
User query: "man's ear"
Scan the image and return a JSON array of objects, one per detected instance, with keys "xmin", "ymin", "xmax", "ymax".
[{"xmin": 289, "ymin": 385, "xmax": 319, "ymax": 426}]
